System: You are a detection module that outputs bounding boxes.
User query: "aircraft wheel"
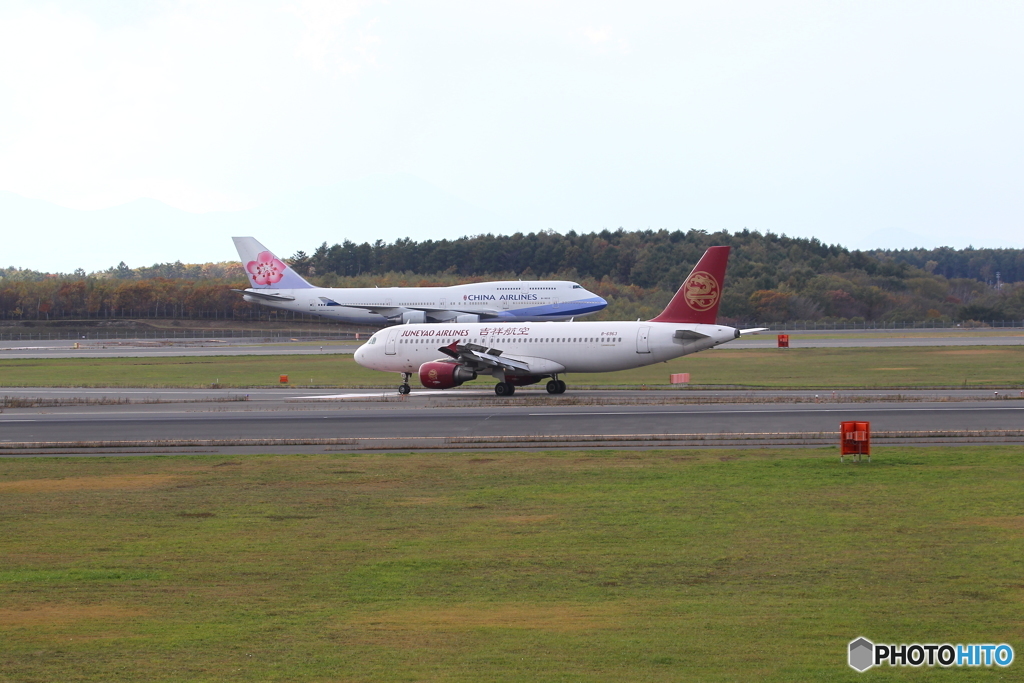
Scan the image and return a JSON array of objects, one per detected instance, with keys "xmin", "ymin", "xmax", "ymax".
[
  {"xmin": 398, "ymin": 384, "xmax": 411, "ymax": 395},
  {"xmin": 546, "ymin": 380, "xmax": 560, "ymax": 394},
  {"xmin": 494, "ymin": 382, "xmax": 515, "ymax": 397},
  {"xmin": 557, "ymin": 380, "xmax": 567, "ymax": 394}
]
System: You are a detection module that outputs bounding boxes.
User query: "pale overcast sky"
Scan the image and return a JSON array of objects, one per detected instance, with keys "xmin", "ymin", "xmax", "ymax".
[{"xmin": 1, "ymin": 1, "xmax": 1022, "ymax": 270}]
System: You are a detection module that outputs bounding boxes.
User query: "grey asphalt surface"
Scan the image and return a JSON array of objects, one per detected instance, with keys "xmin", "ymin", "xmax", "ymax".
[
  {"xmin": 2, "ymin": 331, "xmax": 1022, "ymax": 453},
  {"xmin": 2, "ymin": 387, "xmax": 1022, "ymax": 402},
  {"xmin": 2, "ymin": 399, "xmax": 1023, "ymax": 444}
]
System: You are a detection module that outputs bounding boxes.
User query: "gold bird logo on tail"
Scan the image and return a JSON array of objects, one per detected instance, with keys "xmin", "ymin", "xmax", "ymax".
[{"xmin": 682, "ymin": 271, "xmax": 720, "ymax": 312}]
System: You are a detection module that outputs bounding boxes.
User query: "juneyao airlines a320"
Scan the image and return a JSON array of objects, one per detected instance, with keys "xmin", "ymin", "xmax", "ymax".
[
  {"xmin": 355, "ymin": 246, "xmax": 765, "ymax": 395},
  {"xmin": 232, "ymin": 237, "xmax": 607, "ymax": 326}
]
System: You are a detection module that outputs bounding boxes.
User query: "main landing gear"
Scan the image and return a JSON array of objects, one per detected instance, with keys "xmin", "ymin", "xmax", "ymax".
[
  {"xmin": 546, "ymin": 379, "xmax": 567, "ymax": 394},
  {"xmin": 493, "ymin": 377, "xmax": 566, "ymax": 397},
  {"xmin": 398, "ymin": 372, "xmax": 411, "ymax": 395}
]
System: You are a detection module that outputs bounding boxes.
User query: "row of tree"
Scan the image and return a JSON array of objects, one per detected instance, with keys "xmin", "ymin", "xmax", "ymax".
[
  {"xmin": 2, "ymin": 230, "xmax": 1022, "ymax": 322},
  {"xmin": 290, "ymin": 229, "xmax": 1024, "ymax": 285},
  {"xmin": 292, "ymin": 230, "xmax": 1024, "ymax": 322},
  {"xmin": 0, "ymin": 278, "xmax": 252, "ymax": 321}
]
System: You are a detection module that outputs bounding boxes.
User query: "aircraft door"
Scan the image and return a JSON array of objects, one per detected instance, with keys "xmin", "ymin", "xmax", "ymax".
[
  {"xmin": 636, "ymin": 326, "xmax": 651, "ymax": 354},
  {"xmin": 385, "ymin": 328, "xmax": 399, "ymax": 355}
]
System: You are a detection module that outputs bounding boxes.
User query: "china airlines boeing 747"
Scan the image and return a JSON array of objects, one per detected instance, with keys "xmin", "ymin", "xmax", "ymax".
[
  {"xmin": 232, "ymin": 237, "xmax": 606, "ymax": 326},
  {"xmin": 355, "ymin": 246, "xmax": 764, "ymax": 395}
]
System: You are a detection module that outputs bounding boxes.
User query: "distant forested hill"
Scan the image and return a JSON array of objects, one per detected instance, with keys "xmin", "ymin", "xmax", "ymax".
[
  {"xmin": 879, "ymin": 247, "xmax": 1024, "ymax": 284},
  {"xmin": 3, "ymin": 229, "xmax": 1022, "ymax": 323},
  {"xmin": 290, "ymin": 230, "xmax": 1024, "ymax": 323}
]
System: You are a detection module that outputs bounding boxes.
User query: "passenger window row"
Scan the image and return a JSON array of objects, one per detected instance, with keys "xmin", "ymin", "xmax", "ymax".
[{"xmin": 399, "ymin": 337, "xmax": 621, "ymax": 344}]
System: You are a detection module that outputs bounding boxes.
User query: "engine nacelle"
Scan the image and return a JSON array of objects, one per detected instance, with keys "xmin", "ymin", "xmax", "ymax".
[
  {"xmin": 419, "ymin": 361, "xmax": 477, "ymax": 389},
  {"xmin": 455, "ymin": 314, "xmax": 481, "ymax": 323},
  {"xmin": 402, "ymin": 310, "xmax": 427, "ymax": 324}
]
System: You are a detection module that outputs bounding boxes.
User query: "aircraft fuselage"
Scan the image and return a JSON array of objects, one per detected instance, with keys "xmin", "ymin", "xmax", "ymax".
[
  {"xmin": 354, "ymin": 320, "xmax": 739, "ymax": 376},
  {"xmin": 242, "ymin": 281, "xmax": 607, "ymax": 326}
]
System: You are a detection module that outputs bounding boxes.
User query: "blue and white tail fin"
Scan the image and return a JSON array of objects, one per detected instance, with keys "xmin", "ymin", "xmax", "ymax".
[{"xmin": 232, "ymin": 237, "xmax": 314, "ymax": 289}]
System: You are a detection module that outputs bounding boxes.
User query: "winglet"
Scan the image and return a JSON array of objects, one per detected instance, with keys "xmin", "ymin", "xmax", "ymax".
[
  {"xmin": 232, "ymin": 237, "xmax": 314, "ymax": 289},
  {"xmin": 439, "ymin": 342, "xmax": 461, "ymax": 359},
  {"xmin": 649, "ymin": 246, "xmax": 730, "ymax": 324}
]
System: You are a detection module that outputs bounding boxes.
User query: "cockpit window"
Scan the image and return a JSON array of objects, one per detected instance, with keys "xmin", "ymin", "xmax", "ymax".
[
  {"xmin": 369, "ymin": 337, "xmax": 377, "ymax": 344},
  {"xmin": 572, "ymin": 285, "xmax": 581, "ymax": 289}
]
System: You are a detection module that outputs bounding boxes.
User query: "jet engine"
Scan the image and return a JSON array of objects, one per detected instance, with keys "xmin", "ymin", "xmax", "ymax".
[
  {"xmin": 419, "ymin": 361, "xmax": 477, "ymax": 389},
  {"xmin": 455, "ymin": 314, "xmax": 480, "ymax": 323},
  {"xmin": 402, "ymin": 310, "xmax": 427, "ymax": 324}
]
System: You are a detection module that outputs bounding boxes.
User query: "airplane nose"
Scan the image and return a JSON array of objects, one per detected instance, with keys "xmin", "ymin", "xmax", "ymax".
[{"xmin": 354, "ymin": 344, "xmax": 366, "ymax": 365}]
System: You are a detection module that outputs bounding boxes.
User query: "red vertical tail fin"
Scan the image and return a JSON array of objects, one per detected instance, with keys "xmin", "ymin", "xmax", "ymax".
[{"xmin": 649, "ymin": 246, "xmax": 730, "ymax": 324}]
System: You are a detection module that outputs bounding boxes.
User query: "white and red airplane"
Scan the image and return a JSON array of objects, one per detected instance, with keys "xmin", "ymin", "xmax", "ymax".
[{"xmin": 355, "ymin": 246, "xmax": 763, "ymax": 395}]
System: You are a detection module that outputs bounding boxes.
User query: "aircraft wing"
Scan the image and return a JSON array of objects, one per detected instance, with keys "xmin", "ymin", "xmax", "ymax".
[
  {"xmin": 339, "ymin": 302, "xmax": 502, "ymax": 317},
  {"xmin": 437, "ymin": 342, "xmax": 532, "ymax": 373},
  {"xmin": 233, "ymin": 289, "xmax": 296, "ymax": 302}
]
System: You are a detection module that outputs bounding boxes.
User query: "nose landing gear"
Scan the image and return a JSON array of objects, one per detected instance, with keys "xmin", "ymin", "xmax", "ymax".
[{"xmin": 399, "ymin": 372, "xmax": 411, "ymax": 395}]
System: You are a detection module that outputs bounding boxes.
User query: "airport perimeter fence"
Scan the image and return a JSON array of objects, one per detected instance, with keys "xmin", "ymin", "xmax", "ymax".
[{"xmin": 0, "ymin": 329, "xmax": 366, "ymax": 342}]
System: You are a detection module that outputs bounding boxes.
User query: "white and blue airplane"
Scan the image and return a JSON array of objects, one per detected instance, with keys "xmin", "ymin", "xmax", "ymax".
[
  {"xmin": 355, "ymin": 245, "xmax": 765, "ymax": 394},
  {"xmin": 232, "ymin": 237, "xmax": 607, "ymax": 326}
]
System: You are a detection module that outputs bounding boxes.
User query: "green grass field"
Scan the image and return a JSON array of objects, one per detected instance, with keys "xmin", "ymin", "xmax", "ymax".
[
  {"xmin": 1, "ymin": 448, "xmax": 1022, "ymax": 681},
  {"xmin": 1, "ymin": 345, "xmax": 1022, "ymax": 388}
]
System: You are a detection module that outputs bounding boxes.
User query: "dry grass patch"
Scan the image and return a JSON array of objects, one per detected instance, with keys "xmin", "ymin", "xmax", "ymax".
[
  {"xmin": 350, "ymin": 603, "xmax": 623, "ymax": 633},
  {"xmin": 0, "ymin": 604, "xmax": 148, "ymax": 627},
  {"xmin": 963, "ymin": 516, "xmax": 1024, "ymax": 531},
  {"xmin": 934, "ymin": 349, "xmax": 1006, "ymax": 356},
  {"xmin": 500, "ymin": 514, "xmax": 558, "ymax": 524},
  {"xmin": 0, "ymin": 474, "xmax": 178, "ymax": 493},
  {"xmin": 394, "ymin": 496, "xmax": 448, "ymax": 506}
]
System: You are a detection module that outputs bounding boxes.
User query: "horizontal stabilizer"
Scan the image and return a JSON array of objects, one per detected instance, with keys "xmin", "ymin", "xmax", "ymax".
[
  {"xmin": 233, "ymin": 289, "xmax": 296, "ymax": 302},
  {"xmin": 674, "ymin": 329, "xmax": 710, "ymax": 341},
  {"xmin": 739, "ymin": 328, "xmax": 770, "ymax": 335}
]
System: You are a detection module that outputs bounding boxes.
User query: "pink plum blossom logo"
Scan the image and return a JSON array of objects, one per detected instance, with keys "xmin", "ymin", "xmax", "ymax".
[{"xmin": 246, "ymin": 251, "xmax": 287, "ymax": 285}]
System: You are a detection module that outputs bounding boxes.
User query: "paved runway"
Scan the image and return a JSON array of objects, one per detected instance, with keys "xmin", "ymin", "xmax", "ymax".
[
  {"xmin": 2, "ymin": 398, "xmax": 1022, "ymax": 444},
  {"xmin": 2, "ymin": 386, "xmax": 1021, "ymax": 402}
]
